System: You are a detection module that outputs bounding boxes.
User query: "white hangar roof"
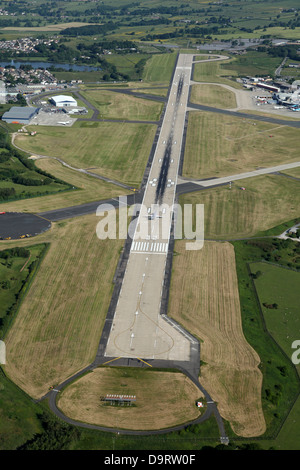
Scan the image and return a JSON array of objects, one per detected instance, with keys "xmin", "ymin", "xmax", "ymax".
[{"xmin": 50, "ymin": 95, "xmax": 77, "ymax": 106}]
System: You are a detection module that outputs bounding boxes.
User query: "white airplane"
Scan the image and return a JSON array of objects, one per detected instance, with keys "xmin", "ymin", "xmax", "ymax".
[{"xmin": 145, "ymin": 208, "xmax": 162, "ymax": 220}]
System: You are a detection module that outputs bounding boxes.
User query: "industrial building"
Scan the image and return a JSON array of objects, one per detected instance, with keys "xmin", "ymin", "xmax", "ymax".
[
  {"xmin": 2, "ymin": 106, "xmax": 39, "ymax": 124},
  {"xmin": 49, "ymin": 95, "xmax": 77, "ymax": 107}
]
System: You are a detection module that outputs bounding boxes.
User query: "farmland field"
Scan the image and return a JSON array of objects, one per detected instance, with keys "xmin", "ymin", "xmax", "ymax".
[
  {"xmin": 183, "ymin": 112, "xmax": 300, "ymax": 179},
  {"xmin": 58, "ymin": 368, "xmax": 204, "ymax": 431},
  {"xmin": 168, "ymin": 240, "xmax": 265, "ymax": 437},
  {"xmin": 3, "ymin": 214, "xmax": 125, "ymax": 399}
]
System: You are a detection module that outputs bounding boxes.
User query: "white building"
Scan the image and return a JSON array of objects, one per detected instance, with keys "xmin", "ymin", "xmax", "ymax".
[{"xmin": 49, "ymin": 94, "xmax": 77, "ymax": 107}]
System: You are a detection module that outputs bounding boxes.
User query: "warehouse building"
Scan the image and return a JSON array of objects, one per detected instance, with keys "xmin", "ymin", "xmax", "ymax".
[
  {"xmin": 2, "ymin": 106, "xmax": 39, "ymax": 124},
  {"xmin": 49, "ymin": 94, "xmax": 77, "ymax": 107}
]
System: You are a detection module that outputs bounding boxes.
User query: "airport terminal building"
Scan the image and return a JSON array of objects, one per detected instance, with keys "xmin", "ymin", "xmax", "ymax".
[{"xmin": 2, "ymin": 106, "xmax": 39, "ymax": 124}]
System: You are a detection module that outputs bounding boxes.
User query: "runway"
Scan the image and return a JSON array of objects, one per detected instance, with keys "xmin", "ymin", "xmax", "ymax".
[{"xmin": 104, "ymin": 54, "xmax": 195, "ymax": 361}]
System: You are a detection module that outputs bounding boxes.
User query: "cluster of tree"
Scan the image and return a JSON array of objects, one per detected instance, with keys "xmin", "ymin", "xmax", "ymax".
[
  {"xmin": 77, "ymin": 39, "xmax": 138, "ymax": 56},
  {"xmin": 124, "ymin": 5, "xmax": 201, "ymax": 16},
  {"xmin": 0, "ymin": 128, "xmax": 72, "ymax": 201},
  {"xmin": 267, "ymin": 13, "xmax": 300, "ymax": 31},
  {"xmin": 188, "ymin": 25, "xmax": 224, "ymax": 36},
  {"xmin": 60, "ymin": 23, "xmax": 118, "ymax": 37},
  {"xmin": 246, "ymin": 237, "xmax": 300, "ymax": 271},
  {"xmin": 134, "ymin": 57, "xmax": 148, "ymax": 77},
  {"xmin": 0, "ymin": 246, "xmax": 30, "ymax": 259},
  {"xmin": 263, "ymin": 302, "xmax": 278, "ymax": 309},
  {"xmin": 35, "ymin": 42, "xmax": 80, "ymax": 63},
  {"xmin": 0, "ymin": 187, "xmax": 15, "ymax": 200},
  {"xmin": 265, "ymin": 384, "xmax": 283, "ymax": 407},
  {"xmin": 142, "ymin": 29, "xmax": 185, "ymax": 41},
  {"xmin": 15, "ymin": 93, "xmax": 27, "ymax": 106},
  {"xmin": 11, "ymin": 174, "xmax": 53, "ymax": 186},
  {"xmin": 0, "ymin": 156, "xmax": 51, "ymax": 187},
  {"xmin": 267, "ymin": 45, "xmax": 300, "ymax": 61},
  {"xmin": 0, "ymin": 151, "xmax": 10, "ymax": 164},
  {"xmin": 127, "ymin": 17, "xmax": 172, "ymax": 27},
  {"xmin": 0, "ymin": 244, "xmax": 48, "ymax": 338},
  {"xmin": 142, "ymin": 25, "xmax": 223, "ymax": 41},
  {"xmin": 0, "ymin": 42, "xmax": 80, "ymax": 63},
  {"xmin": 18, "ymin": 412, "xmax": 81, "ymax": 450}
]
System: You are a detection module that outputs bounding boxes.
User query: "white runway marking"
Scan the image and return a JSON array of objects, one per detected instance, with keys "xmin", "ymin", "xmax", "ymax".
[{"xmin": 131, "ymin": 241, "xmax": 168, "ymax": 254}]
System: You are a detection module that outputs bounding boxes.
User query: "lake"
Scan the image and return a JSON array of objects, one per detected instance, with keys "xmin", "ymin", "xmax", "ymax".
[{"xmin": 0, "ymin": 60, "xmax": 100, "ymax": 72}]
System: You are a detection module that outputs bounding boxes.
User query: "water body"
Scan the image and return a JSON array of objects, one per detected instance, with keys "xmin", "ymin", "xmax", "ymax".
[{"xmin": 0, "ymin": 59, "xmax": 100, "ymax": 72}]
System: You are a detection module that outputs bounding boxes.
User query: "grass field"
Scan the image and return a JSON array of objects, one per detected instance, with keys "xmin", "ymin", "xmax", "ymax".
[
  {"xmin": 251, "ymin": 262, "xmax": 300, "ymax": 375},
  {"xmin": 0, "ymin": 244, "xmax": 47, "ymax": 335},
  {"xmin": 0, "ymin": 368, "xmax": 43, "ymax": 450},
  {"xmin": 3, "ymin": 214, "xmax": 125, "ymax": 399},
  {"xmin": 14, "ymin": 122, "xmax": 157, "ymax": 187},
  {"xmin": 79, "ymin": 88, "xmax": 163, "ymax": 121},
  {"xmin": 168, "ymin": 240, "xmax": 265, "ymax": 437},
  {"xmin": 224, "ymin": 51, "xmax": 282, "ymax": 78},
  {"xmin": 183, "ymin": 112, "xmax": 300, "ymax": 179},
  {"xmin": 179, "ymin": 174, "xmax": 300, "ymax": 240},
  {"xmin": 233, "ymin": 238, "xmax": 300, "ymax": 438},
  {"xmin": 142, "ymin": 51, "xmax": 178, "ymax": 84},
  {"xmin": 258, "ymin": 395, "xmax": 300, "ymax": 450},
  {"xmin": 58, "ymin": 367, "xmax": 204, "ymax": 431},
  {"xmin": 190, "ymin": 84, "xmax": 237, "ymax": 109},
  {"xmin": 192, "ymin": 59, "xmax": 242, "ymax": 89}
]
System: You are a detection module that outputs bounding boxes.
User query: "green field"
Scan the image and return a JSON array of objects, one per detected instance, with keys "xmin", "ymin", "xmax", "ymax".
[
  {"xmin": 14, "ymin": 122, "xmax": 157, "ymax": 187},
  {"xmin": 142, "ymin": 51, "xmax": 178, "ymax": 84},
  {"xmin": 0, "ymin": 244, "xmax": 48, "ymax": 337},
  {"xmin": 0, "ymin": 368, "xmax": 44, "ymax": 450},
  {"xmin": 232, "ymin": 237, "xmax": 300, "ymax": 440},
  {"xmin": 183, "ymin": 112, "xmax": 300, "ymax": 179},
  {"xmin": 225, "ymin": 51, "xmax": 283, "ymax": 78},
  {"xmin": 193, "ymin": 59, "xmax": 242, "ymax": 89},
  {"xmin": 179, "ymin": 175, "xmax": 300, "ymax": 240},
  {"xmin": 251, "ymin": 262, "xmax": 300, "ymax": 374},
  {"xmin": 190, "ymin": 83, "xmax": 237, "ymax": 109},
  {"xmin": 79, "ymin": 88, "xmax": 163, "ymax": 121}
]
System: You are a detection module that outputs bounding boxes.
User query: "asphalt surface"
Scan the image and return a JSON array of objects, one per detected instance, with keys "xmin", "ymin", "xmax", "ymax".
[{"xmin": 0, "ymin": 212, "xmax": 51, "ymax": 239}]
